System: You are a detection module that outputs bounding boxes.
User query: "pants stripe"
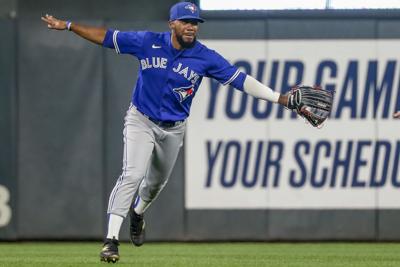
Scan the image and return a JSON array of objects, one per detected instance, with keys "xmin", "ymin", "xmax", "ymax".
[{"xmin": 108, "ymin": 126, "xmax": 128, "ymax": 212}]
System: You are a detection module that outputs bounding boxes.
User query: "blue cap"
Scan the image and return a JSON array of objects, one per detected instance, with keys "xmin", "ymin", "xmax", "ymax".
[{"xmin": 169, "ymin": 2, "xmax": 204, "ymax": 23}]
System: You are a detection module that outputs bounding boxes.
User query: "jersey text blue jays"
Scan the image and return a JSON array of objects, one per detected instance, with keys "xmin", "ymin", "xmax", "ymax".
[{"xmin": 103, "ymin": 30, "xmax": 246, "ymax": 121}]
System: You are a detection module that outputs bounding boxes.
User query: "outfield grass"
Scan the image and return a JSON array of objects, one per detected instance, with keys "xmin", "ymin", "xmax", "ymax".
[{"xmin": 0, "ymin": 242, "xmax": 399, "ymax": 267}]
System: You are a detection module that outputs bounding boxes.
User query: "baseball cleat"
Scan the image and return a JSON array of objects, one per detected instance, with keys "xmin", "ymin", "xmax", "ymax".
[
  {"xmin": 129, "ymin": 209, "xmax": 146, "ymax": 246},
  {"xmin": 100, "ymin": 238, "xmax": 120, "ymax": 263}
]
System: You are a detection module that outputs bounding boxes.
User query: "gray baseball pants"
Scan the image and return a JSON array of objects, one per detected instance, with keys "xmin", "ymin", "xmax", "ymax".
[{"xmin": 107, "ymin": 104, "xmax": 186, "ymax": 217}]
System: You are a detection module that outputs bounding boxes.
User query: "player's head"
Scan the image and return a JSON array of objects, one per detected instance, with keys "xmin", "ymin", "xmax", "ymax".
[{"xmin": 169, "ymin": 2, "xmax": 204, "ymax": 49}]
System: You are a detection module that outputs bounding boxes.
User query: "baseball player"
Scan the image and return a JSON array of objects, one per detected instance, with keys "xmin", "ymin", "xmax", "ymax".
[{"xmin": 41, "ymin": 2, "xmax": 297, "ymax": 263}]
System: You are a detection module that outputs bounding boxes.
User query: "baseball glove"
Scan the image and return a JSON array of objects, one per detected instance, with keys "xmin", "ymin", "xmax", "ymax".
[{"xmin": 287, "ymin": 85, "xmax": 334, "ymax": 128}]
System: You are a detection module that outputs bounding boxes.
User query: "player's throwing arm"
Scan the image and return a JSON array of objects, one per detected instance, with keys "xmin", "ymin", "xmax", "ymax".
[{"xmin": 41, "ymin": 14, "xmax": 106, "ymax": 44}]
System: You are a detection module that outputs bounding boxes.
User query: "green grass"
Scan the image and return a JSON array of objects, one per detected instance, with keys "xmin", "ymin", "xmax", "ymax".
[{"xmin": 0, "ymin": 242, "xmax": 400, "ymax": 267}]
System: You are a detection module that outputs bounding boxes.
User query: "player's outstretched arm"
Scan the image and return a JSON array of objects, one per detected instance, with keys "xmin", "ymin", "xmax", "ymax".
[
  {"xmin": 242, "ymin": 74, "xmax": 289, "ymax": 106},
  {"xmin": 394, "ymin": 111, "xmax": 400, "ymax": 118},
  {"xmin": 41, "ymin": 14, "xmax": 106, "ymax": 45},
  {"xmin": 242, "ymin": 75, "xmax": 333, "ymax": 127},
  {"xmin": 278, "ymin": 94, "xmax": 289, "ymax": 107}
]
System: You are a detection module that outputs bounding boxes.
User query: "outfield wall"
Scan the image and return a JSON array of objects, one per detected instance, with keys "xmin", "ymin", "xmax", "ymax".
[
  {"xmin": 0, "ymin": 19, "xmax": 17, "ymax": 240},
  {"xmin": 1, "ymin": 6, "xmax": 400, "ymax": 241}
]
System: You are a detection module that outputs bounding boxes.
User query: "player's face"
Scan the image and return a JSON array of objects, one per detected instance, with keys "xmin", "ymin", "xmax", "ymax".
[{"xmin": 170, "ymin": 19, "xmax": 199, "ymax": 49}]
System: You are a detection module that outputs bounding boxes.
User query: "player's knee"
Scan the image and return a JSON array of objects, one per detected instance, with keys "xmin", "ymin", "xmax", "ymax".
[{"xmin": 122, "ymin": 168, "xmax": 146, "ymax": 181}]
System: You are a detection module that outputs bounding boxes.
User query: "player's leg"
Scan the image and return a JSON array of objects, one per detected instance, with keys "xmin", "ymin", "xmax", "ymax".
[
  {"xmin": 129, "ymin": 122, "xmax": 186, "ymax": 246},
  {"xmin": 100, "ymin": 106, "xmax": 155, "ymax": 262}
]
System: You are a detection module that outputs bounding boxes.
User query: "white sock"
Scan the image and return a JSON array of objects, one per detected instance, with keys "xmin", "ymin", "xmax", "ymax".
[
  {"xmin": 106, "ymin": 214, "xmax": 124, "ymax": 240},
  {"xmin": 134, "ymin": 196, "xmax": 150, "ymax": 215}
]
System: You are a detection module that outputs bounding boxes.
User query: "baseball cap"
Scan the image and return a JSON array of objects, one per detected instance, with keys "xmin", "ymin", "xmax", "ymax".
[{"xmin": 169, "ymin": 2, "xmax": 204, "ymax": 23}]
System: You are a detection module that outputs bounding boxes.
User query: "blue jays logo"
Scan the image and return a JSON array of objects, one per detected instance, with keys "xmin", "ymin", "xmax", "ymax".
[
  {"xmin": 185, "ymin": 4, "xmax": 196, "ymax": 14},
  {"xmin": 173, "ymin": 85, "xmax": 194, "ymax": 102}
]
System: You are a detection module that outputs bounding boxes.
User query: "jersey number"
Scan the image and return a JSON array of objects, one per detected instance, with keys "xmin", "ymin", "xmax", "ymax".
[{"xmin": 0, "ymin": 185, "xmax": 11, "ymax": 227}]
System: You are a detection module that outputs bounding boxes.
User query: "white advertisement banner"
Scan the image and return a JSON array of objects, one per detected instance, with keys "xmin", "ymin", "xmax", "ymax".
[{"xmin": 185, "ymin": 40, "xmax": 400, "ymax": 209}]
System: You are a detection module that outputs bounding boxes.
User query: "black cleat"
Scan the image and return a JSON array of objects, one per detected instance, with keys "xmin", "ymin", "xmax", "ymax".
[
  {"xmin": 129, "ymin": 209, "xmax": 145, "ymax": 246},
  {"xmin": 100, "ymin": 238, "xmax": 120, "ymax": 263}
]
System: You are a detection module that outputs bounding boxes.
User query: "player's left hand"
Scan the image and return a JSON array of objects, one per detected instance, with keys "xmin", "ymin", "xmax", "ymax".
[
  {"xmin": 394, "ymin": 111, "xmax": 400, "ymax": 118},
  {"xmin": 41, "ymin": 14, "xmax": 67, "ymax": 30},
  {"xmin": 287, "ymin": 85, "xmax": 334, "ymax": 128}
]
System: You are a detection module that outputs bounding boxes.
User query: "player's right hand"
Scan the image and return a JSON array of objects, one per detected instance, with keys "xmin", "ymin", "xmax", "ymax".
[{"xmin": 41, "ymin": 14, "xmax": 67, "ymax": 30}]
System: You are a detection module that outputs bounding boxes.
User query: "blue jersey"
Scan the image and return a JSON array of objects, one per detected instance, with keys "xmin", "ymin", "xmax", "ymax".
[{"xmin": 103, "ymin": 30, "xmax": 246, "ymax": 122}]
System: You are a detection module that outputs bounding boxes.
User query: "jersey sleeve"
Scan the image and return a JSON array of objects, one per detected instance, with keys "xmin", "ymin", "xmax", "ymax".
[
  {"xmin": 102, "ymin": 30, "xmax": 146, "ymax": 56},
  {"xmin": 205, "ymin": 50, "xmax": 246, "ymax": 90}
]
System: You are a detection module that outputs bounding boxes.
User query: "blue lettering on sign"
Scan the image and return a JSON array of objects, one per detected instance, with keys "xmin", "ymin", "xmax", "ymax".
[
  {"xmin": 241, "ymin": 141, "xmax": 260, "ymax": 188},
  {"xmin": 392, "ymin": 141, "xmax": 400, "ymax": 187},
  {"xmin": 204, "ymin": 139, "xmax": 400, "ymax": 189},
  {"xmin": 241, "ymin": 141, "xmax": 263, "ymax": 187},
  {"xmin": 205, "ymin": 59, "xmax": 400, "ymax": 120},
  {"xmin": 351, "ymin": 141, "xmax": 371, "ymax": 187},
  {"xmin": 331, "ymin": 141, "xmax": 353, "ymax": 188},
  {"xmin": 310, "ymin": 141, "xmax": 331, "ymax": 188},
  {"xmin": 335, "ymin": 61, "xmax": 358, "ymax": 119},
  {"xmin": 262, "ymin": 141, "xmax": 284, "ymax": 187},
  {"xmin": 289, "ymin": 141, "xmax": 310, "ymax": 188},
  {"xmin": 220, "ymin": 141, "xmax": 241, "ymax": 187},
  {"xmin": 205, "ymin": 140, "xmax": 223, "ymax": 187},
  {"xmin": 361, "ymin": 61, "xmax": 396, "ymax": 119},
  {"xmin": 315, "ymin": 60, "xmax": 337, "ymax": 97},
  {"xmin": 370, "ymin": 141, "xmax": 391, "ymax": 187},
  {"xmin": 205, "ymin": 140, "xmax": 284, "ymax": 188}
]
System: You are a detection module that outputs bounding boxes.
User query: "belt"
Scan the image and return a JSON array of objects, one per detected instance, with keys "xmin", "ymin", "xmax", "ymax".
[
  {"xmin": 147, "ymin": 116, "xmax": 184, "ymax": 128},
  {"xmin": 134, "ymin": 106, "xmax": 184, "ymax": 128}
]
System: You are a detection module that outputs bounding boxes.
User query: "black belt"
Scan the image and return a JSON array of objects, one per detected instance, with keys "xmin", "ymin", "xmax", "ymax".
[
  {"xmin": 135, "ymin": 107, "xmax": 184, "ymax": 128},
  {"xmin": 147, "ymin": 117, "xmax": 184, "ymax": 128}
]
